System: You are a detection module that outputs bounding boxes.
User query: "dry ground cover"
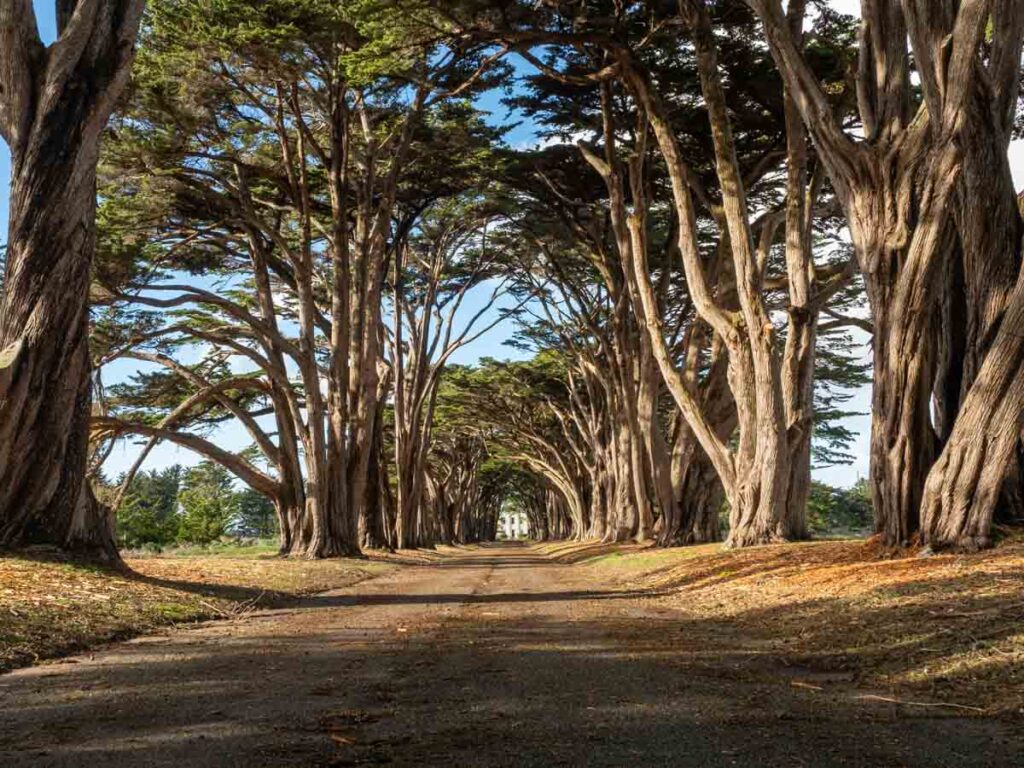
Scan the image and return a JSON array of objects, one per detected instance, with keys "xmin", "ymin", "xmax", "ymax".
[
  {"xmin": 537, "ymin": 531, "xmax": 1024, "ymax": 717},
  {"xmin": 0, "ymin": 546, "xmax": 397, "ymax": 673},
  {"xmin": 1, "ymin": 542, "xmax": 1023, "ymax": 766},
  {"xmin": 3, "ymin": 533, "xmax": 1023, "ymax": 727}
]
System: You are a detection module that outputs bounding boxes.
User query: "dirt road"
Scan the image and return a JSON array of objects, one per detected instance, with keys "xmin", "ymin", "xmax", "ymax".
[{"xmin": 1, "ymin": 543, "xmax": 1020, "ymax": 767}]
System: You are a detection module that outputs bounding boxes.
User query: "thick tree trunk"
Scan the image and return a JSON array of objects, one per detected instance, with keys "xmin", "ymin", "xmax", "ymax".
[
  {"xmin": 868, "ymin": 299, "xmax": 937, "ymax": 545},
  {"xmin": 274, "ymin": 493, "xmax": 305, "ymax": 556},
  {"xmin": 0, "ymin": 151, "xmax": 117, "ymax": 558},
  {"xmin": 678, "ymin": 456, "xmax": 723, "ymax": 543},
  {"xmin": 779, "ymin": 18, "xmax": 815, "ymax": 541},
  {"xmin": 606, "ymin": 408, "xmax": 643, "ymax": 542},
  {"xmin": 945, "ymin": 82, "xmax": 1024, "ymax": 524},
  {"xmin": 0, "ymin": 0, "xmax": 143, "ymax": 560},
  {"xmin": 394, "ymin": 434, "xmax": 423, "ymax": 549},
  {"xmin": 844, "ymin": 160, "xmax": 956, "ymax": 546},
  {"xmin": 726, "ymin": 419, "xmax": 792, "ymax": 547},
  {"xmin": 689, "ymin": 3, "xmax": 793, "ymax": 548},
  {"xmin": 749, "ymin": 0, "xmax": 1024, "ymax": 549},
  {"xmin": 920, "ymin": 246, "xmax": 1024, "ymax": 550},
  {"xmin": 669, "ymin": 358, "xmax": 734, "ymax": 545},
  {"xmin": 359, "ymin": 455, "xmax": 387, "ymax": 551},
  {"xmin": 626, "ymin": 358, "xmax": 657, "ymax": 542},
  {"xmin": 953, "ymin": 82, "xmax": 1022, "ymax": 398},
  {"xmin": 359, "ymin": 407, "xmax": 391, "ymax": 551},
  {"xmin": 344, "ymin": 311, "xmax": 385, "ymax": 554}
]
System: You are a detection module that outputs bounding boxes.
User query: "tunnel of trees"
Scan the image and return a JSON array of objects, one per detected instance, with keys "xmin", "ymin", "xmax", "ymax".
[{"xmin": 0, "ymin": 0, "xmax": 1022, "ymax": 561}]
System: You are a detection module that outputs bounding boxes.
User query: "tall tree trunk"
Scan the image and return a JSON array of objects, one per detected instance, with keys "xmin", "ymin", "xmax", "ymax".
[
  {"xmin": 667, "ymin": 357, "xmax": 734, "ymax": 545},
  {"xmin": 243, "ymin": 221, "xmax": 307, "ymax": 556},
  {"xmin": 614, "ymin": 17, "xmax": 795, "ymax": 547},
  {"xmin": 688, "ymin": 2, "xmax": 792, "ymax": 547},
  {"xmin": 0, "ymin": 0, "xmax": 144, "ymax": 559},
  {"xmin": 779, "ymin": 2, "xmax": 815, "ymax": 540},
  {"xmin": 0, "ymin": 168, "xmax": 117, "ymax": 556},
  {"xmin": 844, "ymin": 155, "xmax": 957, "ymax": 544},
  {"xmin": 921, "ymin": 263, "xmax": 1024, "ymax": 550},
  {"xmin": 749, "ymin": 0, "xmax": 1024, "ymax": 548},
  {"xmin": 359, "ymin": 396, "xmax": 390, "ymax": 550},
  {"xmin": 867, "ymin": 291, "xmax": 938, "ymax": 545},
  {"xmin": 678, "ymin": 452, "xmax": 724, "ymax": 543},
  {"xmin": 940, "ymin": 65, "xmax": 1024, "ymax": 524}
]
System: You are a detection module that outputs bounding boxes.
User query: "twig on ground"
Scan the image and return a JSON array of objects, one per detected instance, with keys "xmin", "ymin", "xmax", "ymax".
[
  {"xmin": 198, "ymin": 600, "xmax": 232, "ymax": 618},
  {"xmin": 790, "ymin": 681, "xmax": 824, "ymax": 691},
  {"xmin": 853, "ymin": 694, "xmax": 985, "ymax": 713}
]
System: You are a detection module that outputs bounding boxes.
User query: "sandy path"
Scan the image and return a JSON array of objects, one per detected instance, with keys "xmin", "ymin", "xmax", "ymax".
[{"xmin": 1, "ymin": 543, "xmax": 1020, "ymax": 767}]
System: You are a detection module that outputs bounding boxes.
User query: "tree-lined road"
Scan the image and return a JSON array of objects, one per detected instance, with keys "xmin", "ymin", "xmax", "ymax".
[{"xmin": 2, "ymin": 544, "xmax": 1019, "ymax": 767}]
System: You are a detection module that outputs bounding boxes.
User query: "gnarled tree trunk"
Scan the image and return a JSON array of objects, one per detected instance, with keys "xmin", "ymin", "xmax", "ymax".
[
  {"xmin": 749, "ymin": 0, "xmax": 1024, "ymax": 548},
  {"xmin": 920, "ymin": 238, "xmax": 1024, "ymax": 550},
  {"xmin": 0, "ymin": 0, "xmax": 144, "ymax": 559}
]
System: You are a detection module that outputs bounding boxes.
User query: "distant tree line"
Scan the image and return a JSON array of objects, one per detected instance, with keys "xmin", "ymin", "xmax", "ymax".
[{"xmin": 97, "ymin": 462, "xmax": 277, "ymax": 550}]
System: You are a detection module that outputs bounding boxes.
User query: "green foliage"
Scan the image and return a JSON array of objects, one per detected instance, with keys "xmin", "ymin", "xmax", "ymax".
[
  {"xmin": 812, "ymin": 324, "xmax": 871, "ymax": 468},
  {"xmin": 807, "ymin": 479, "xmax": 873, "ymax": 535},
  {"xmin": 232, "ymin": 488, "xmax": 279, "ymax": 539},
  {"xmin": 176, "ymin": 462, "xmax": 240, "ymax": 545},
  {"xmin": 116, "ymin": 466, "xmax": 183, "ymax": 549}
]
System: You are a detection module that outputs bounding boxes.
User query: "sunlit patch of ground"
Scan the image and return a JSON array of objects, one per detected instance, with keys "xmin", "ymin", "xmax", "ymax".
[
  {"xmin": 552, "ymin": 529, "xmax": 1024, "ymax": 716},
  {"xmin": 0, "ymin": 544, "xmax": 395, "ymax": 672},
  {"xmin": 4, "ymin": 533, "xmax": 1023, "ymax": 719},
  {"xmin": 2, "ymin": 542, "xmax": 1021, "ymax": 766}
]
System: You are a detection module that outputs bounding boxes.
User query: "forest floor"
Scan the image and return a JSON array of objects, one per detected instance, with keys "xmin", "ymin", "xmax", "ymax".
[
  {"xmin": 0, "ymin": 544, "xmax": 406, "ymax": 673},
  {"xmin": 1, "ymin": 535, "xmax": 1023, "ymax": 767}
]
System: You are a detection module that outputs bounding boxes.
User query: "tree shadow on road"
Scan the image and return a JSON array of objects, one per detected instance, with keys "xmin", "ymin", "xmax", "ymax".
[{"xmin": 3, "ymin": 577, "xmax": 1022, "ymax": 768}]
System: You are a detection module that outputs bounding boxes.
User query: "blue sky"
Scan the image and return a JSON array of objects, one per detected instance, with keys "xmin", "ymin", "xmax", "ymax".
[
  {"xmin": 0, "ymin": 6, "xmax": 54, "ymax": 237},
  {"xmin": 3, "ymin": 2, "xmax": 1022, "ymax": 488}
]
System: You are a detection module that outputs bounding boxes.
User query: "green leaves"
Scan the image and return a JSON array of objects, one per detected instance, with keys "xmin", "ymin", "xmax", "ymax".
[
  {"xmin": 177, "ymin": 461, "xmax": 241, "ymax": 545},
  {"xmin": 806, "ymin": 479, "xmax": 873, "ymax": 536},
  {"xmin": 115, "ymin": 466, "xmax": 183, "ymax": 549}
]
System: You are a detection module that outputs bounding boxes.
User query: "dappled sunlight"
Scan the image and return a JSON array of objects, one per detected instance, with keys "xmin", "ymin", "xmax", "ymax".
[
  {"xmin": 503, "ymin": 537, "xmax": 1024, "ymax": 717},
  {"xmin": 1, "ymin": 0, "xmax": 1023, "ymax": 765},
  {"xmin": 2, "ymin": 544, "xmax": 1023, "ymax": 766}
]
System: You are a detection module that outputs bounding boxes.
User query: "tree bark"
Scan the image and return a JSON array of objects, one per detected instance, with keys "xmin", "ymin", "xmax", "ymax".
[
  {"xmin": 748, "ymin": 0, "xmax": 1024, "ymax": 547},
  {"xmin": 920, "ymin": 262, "xmax": 1024, "ymax": 550},
  {"xmin": 615, "ymin": 15, "xmax": 796, "ymax": 547},
  {"xmin": 359, "ymin": 402, "xmax": 391, "ymax": 550},
  {"xmin": 0, "ymin": 0, "xmax": 144, "ymax": 558},
  {"xmin": 777, "ymin": 0, "xmax": 816, "ymax": 541}
]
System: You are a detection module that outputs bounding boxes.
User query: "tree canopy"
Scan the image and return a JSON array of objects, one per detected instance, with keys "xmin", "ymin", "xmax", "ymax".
[{"xmin": 1, "ymin": 0, "xmax": 1021, "ymax": 559}]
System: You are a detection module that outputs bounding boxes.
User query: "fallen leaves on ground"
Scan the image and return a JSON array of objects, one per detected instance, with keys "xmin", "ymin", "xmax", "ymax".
[
  {"xmin": 544, "ymin": 530, "xmax": 1024, "ymax": 716},
  {"xmin": 0, "ymin": 549, "xmax": 395, "ymax": 673}
]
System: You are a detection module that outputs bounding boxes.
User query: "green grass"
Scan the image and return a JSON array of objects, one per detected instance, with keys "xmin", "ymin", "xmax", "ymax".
[
  {"xmin": 124, "ymin": 538, "xmax": 283, "ymax": 558},
  {"xmin": 582, "ymin": 543, "xmax": 718, "ymax": 571}
]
